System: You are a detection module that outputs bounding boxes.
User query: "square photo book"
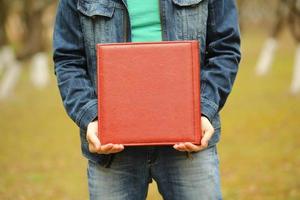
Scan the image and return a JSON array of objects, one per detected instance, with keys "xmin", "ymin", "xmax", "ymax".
[{"xmin": 97, "ymin": 40, "xmax": 202, "ymax": 146}]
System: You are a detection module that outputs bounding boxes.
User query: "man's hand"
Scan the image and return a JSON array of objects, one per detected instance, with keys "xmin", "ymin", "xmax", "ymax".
[
  {"xmin": 86, "ymin": 121, "xmax": 124, "ymax": 154},
  {"xmin": 173, "ymin": 116, "xmax": 215, "ymax": 152}
]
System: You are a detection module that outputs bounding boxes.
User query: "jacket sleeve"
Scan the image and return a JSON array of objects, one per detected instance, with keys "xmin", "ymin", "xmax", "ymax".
[
  {"xmin": 201, "ymin": 0, "xmax": 241, "ymax": 122},
  {"xmin": 53, "ymin": 0, "xmax": 97, "ymax": 130}
]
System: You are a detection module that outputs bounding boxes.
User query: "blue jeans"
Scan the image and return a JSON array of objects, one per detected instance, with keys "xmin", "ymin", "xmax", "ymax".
[{"xmin": 87, "ymin": 145, "xmax": 222, "ymax": 200}]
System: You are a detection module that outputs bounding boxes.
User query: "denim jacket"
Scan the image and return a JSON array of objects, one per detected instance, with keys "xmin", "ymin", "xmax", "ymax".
[{"xmin": 53, "ymin": 0, "xmax": 241, "ymax": 164}]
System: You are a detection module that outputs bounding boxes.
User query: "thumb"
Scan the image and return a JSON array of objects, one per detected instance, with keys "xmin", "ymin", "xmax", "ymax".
[
  {"xmin": 201, "ymin": 127, "xmax": 214, "ymax": 147},
  {"xmin": 87, "ymin": 121, "xmax": 101, "ymax": 149},
  {"xmin": 201, "ymin": 117, "xmax": 214, "ymax": 147},
  {"xmin": 88, "ymin": 130, "xmax": 101, "ymax": 148}
]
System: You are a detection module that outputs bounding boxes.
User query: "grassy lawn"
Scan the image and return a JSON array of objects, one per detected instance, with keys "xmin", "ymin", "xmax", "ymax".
[{"xmin": 0, "ymin": 28, "xmax": 299, "ymax": 199}]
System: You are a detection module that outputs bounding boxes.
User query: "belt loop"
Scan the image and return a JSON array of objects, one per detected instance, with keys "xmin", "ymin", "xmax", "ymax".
[
  {"xmin": 185, "ymin": 152, "xmax": 193, "ymax": 160},
  {"xmin": 104, "ymin": 154, "xmax": 115, "ymax": 168}
]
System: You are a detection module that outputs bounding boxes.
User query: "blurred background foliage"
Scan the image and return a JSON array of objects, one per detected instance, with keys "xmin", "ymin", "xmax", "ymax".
[{"xmin": 0, "ymin": 0, "xmax": 300, "ymax": 199}]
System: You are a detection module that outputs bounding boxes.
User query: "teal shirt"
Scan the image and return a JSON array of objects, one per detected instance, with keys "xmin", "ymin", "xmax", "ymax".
[{"xmin": 126, "ymin": 0, "xmax": 162, "ymax": 42}]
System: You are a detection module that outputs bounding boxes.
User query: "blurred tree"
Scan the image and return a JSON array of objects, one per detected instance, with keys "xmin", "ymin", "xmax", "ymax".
[
  {"xmin": 289, "ymin": 0, "xmax": 300, "ymax": 40},
  {"xmin": 0, "ymin": 0, "xmax": 9, "ymax": 46},
  {"xmin": 16, "ymin": 0, "xmax": 53, "ymax": 60},
  {"xmin": 238, "ymin": 0, "xmax": 277, "ymax": 26},
  {"xmin": 0, "ymin": 0, "xmax": 56, "ymax": 99},
  {"xmin": 255, "ymin": 0, "xmax": 300, "ymax": 94},
  {"xmin": 236, "ymin": 0, "xmax": 245, "ymax": 30}
]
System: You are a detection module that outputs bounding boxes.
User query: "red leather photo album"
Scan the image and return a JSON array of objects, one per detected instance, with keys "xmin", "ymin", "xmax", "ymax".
[{"xmin": 97, "ymin": 40, "xmax": 201, "ymax": 146}]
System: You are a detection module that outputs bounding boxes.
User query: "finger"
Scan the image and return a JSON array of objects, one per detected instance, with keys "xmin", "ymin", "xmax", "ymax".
[
  {"xmin": 174, "ymin": 143, "xmax": 185, "ymax": 150},
  {"xmin": 107, "ymin": 144, "xmax": 123, "ymax": 152},
  {"xmin": 185, "ymin": 142, "xmax": 206, "ymax": 152},
  {"xmin": 107, "ymin": 144, "xmax": 125, "ymax": 154},
  {"xmin": 173, "ymin": 143, "xmax": 188, "ymax": 152},
  {"xmin": 201, "ymin": 127, "xmax": 214, "ymax": 148},
  {"xmin": 97, "ymin": 143, "xmax": 114, "ymax": 154},
  {"xmin": 184, "ymin": 142, "xmax": 202, "ymax": 152}
]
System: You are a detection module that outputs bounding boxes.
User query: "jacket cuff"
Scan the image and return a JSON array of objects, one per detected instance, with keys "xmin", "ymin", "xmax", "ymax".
[
  {"xmin": 76, "ymin": 99, "xmax": 98, "ymax": 130},
  {"xmin": 201, "ymin": 97, "xmax": 218, "ymax": 122}
]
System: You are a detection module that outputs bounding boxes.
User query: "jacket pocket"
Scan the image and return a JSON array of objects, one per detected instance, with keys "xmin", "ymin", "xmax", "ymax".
[
  {"xmin": 77, "ymin": 0, "xmax": 125, "ymax": 44},
  {"xmin": 172, "ymin": 0, "xmax": 204, "ymax": 7},
  {"xmin": 77, "ymin": 0, "xmax": 116, "ymax": 18}
]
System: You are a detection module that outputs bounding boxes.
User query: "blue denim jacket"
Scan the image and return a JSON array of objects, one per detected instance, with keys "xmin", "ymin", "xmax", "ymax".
[{"xmin": 53, "ymin": 0, "xmax": 241, "ymax": 164}]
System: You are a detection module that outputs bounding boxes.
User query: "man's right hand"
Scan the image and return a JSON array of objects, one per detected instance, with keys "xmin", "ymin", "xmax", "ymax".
[{"xmin": 86, "ymin": 121, "xmax": 124, "ymax": 154}]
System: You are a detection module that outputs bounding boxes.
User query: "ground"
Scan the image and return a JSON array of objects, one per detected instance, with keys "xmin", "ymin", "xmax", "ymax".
[{"xmin": 0, "ymin": 28, "xmax": 299, "ymax": 200}]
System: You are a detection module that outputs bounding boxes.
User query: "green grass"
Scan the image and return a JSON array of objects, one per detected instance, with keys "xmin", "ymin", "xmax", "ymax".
[{"xmin": 0, "ymin": 29, "xmax": 299, "ymax": 199}]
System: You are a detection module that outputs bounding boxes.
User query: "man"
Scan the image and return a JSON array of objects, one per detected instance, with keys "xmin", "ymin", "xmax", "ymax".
[{"xmin": 53, "ymin": 0, "xmax": 241, "ymax": 199}]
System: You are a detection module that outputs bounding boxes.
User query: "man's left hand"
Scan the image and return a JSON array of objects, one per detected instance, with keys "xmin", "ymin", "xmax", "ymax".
[{"xmin": 173, "ymin": 116, "xmax": 215, "ymax": 152}]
